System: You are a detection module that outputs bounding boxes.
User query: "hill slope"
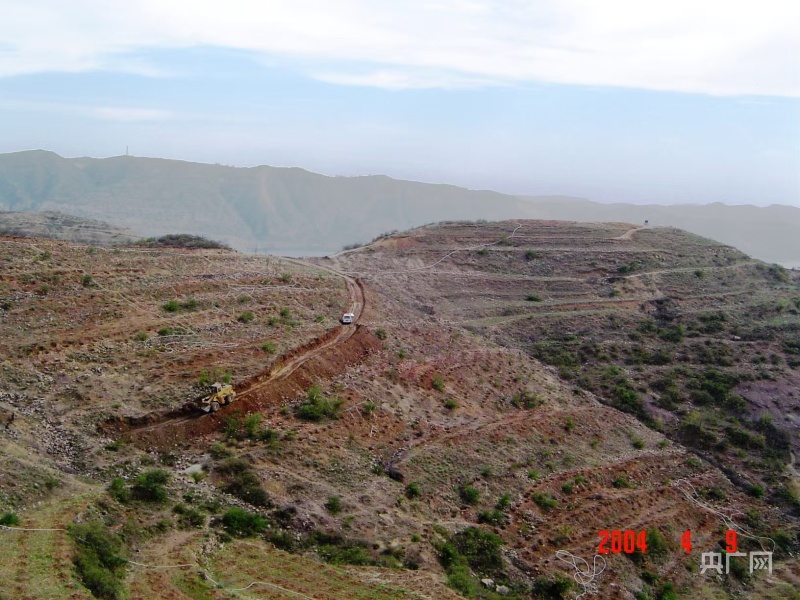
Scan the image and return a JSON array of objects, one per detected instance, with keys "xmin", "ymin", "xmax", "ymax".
[
  {"xmin": 1, "ymin": 150, "xmax": 799, "ymax": 266},
  {"xmin": 0, "ymin": 224, "xmax": 798, "ymax": 600}
]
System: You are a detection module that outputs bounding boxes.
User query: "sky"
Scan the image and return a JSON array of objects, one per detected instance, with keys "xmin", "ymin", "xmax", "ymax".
[{"xmin": 0, "ymin": 0, "xmax": 798, "ymax": 206}]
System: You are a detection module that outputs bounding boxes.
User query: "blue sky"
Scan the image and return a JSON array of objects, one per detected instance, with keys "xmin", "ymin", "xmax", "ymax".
[{"xmin": 0, "ymin": 1, "xmax": 798, "ymax": 206}]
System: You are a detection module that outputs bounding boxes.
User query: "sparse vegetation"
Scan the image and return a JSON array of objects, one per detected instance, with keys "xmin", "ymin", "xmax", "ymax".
[{"xmin": 296, "ymin": 384, "xmax": 343, "ymax": 421}]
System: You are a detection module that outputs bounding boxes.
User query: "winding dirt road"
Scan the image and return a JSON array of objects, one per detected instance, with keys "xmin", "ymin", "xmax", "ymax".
[{"xmin": 110, "ymin": 260, "xmax": 367, "ymax": 444}]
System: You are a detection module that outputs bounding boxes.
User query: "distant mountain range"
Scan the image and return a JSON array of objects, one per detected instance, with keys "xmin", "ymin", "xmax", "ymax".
[{"xmin": 1, "ymin": 150, "xmax": 798, "ymax": 266}]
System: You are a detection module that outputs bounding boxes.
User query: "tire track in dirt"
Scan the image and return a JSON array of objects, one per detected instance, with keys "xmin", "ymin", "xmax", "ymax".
[{"xmin": 105, "ymin": 265, "xmax": 374, "ymax": 449}]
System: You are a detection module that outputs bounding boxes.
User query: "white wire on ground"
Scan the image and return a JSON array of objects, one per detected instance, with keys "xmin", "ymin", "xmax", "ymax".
[
  {"xmin": 555, "ymin": 550, "xmax": 606, "ymax": 600},
  {"xmin": 672, "ymin": 478, "xmax": 778, "ymax": 553}
]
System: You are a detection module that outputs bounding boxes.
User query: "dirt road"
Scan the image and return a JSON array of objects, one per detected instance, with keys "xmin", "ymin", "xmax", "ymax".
[{"xmin": 111, "ymin": 260, "xmax": 368, "ymax": 444}]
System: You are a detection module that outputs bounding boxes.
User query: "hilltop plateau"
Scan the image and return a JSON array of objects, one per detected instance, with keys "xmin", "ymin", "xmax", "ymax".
[{"xmin": 0, "ymin": 221, "xmax": 798, "ymax": 600}]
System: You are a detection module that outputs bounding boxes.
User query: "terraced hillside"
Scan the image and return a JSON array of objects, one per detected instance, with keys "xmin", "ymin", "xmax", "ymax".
[
  {"xmin": 1, "ymin": 224, "xmax": 798, "ymax": 600},
  {"xmin": 326, "ymin": 220, "xmax": 800, "ymax": 598}
]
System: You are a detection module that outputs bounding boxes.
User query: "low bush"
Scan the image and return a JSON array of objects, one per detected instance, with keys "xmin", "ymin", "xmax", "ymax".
[
  {"xmin": 69, "ymin": 522, "xmax": 127, "ymax": 600},
  {"xmin": 296, "ymin": 384, "xmax": 343, "ymax": 421},
  {"xmin": 237, "ymin": 310, "xmax": 255, "ymax": 323},
  {"xmin": 162, "ymin": 298, "xmax": 198, "ymax": 313},
  {"xmin": 131, "ymin": 469, "xmax": 169, "ymax": 503},
  {"xmin": 107, "ymin": 478, "xmax": 131, "ymax": 504},
  {"xmin": 459, "ymin": 485, "xmax": 480, "ymax": 505},
  {"xmin": 137, "ymin": 234, "xmax": 229, "ymax": 249},
  {"xmin": 325, "ymin": 496, "xmax": 343, "ymax": 514},
  {"xmin": 221, "ymin": 507, "xmax": 267, "ymax": 537},
  {"xmin": 0, "ymin": 512, "xmax": 20, "ymax": 526},
  {"xmin": 405, "ymin": 482, "xmax": 421, "ymax": 499},
  {"xmin": 533, "ymin": 575, "xmax": 573, "ymax": 599},
  {"xmin": 431, "ymin": 374, "xmax": 446, "ymax": 392},
  {"xmin": 216, "ymin": 458, "xmax": 271, "ymax": 507},
  {"xmin": 533, "ymin": 492, "xmax": 558, "ymax": 511}
]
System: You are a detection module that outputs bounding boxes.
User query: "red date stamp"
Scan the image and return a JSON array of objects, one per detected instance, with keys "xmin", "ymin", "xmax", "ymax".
[{"xmin": 597, "ymin": 530, "xmax": 648, "ymax": 554}]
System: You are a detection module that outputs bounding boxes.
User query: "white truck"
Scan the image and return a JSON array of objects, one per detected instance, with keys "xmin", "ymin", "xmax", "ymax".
[{"xmin": 341, "ymin": 312, "xmax": 355, "ymax": 324}]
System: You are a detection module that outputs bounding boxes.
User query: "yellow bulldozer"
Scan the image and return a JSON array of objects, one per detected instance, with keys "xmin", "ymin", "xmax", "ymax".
[{"xmin": 197, "ymin": 382, "xmax": 237, "ymax": 413}]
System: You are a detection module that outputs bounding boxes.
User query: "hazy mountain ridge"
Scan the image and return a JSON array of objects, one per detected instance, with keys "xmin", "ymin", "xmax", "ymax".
[
  {"xmin": 1, "ymin": 150, "xmax": 798, "ymax": 266},
  {"xmin": 0, "ymin": 210, "xmax": 140, "ymax": 245}
]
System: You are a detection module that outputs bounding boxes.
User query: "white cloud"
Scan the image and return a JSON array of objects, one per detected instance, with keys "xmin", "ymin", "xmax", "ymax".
[
  {"xmin": 0, "ymin": 0, "xmax": 798, "ymax": 96},
  {"xmin": 91, "ymin": 106, "xmax": 171, "ymax": 121},
  {"xmin": 0, "ymin": 99, "xmax": 172, "ymax": 121}
]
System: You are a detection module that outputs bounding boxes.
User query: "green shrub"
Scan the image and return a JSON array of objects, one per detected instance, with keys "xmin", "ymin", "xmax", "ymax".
[
  {"xmin": 296, "ymin": 384, "xmax": 343, "ymax": 421},
  {"xmin": 510, "ymin": 390, "xmax": 542, "ymax": 408},
  {"xmin": 81, "ymin": 274, "xmax": 94, "ymax": 287},
  {"xmin": 533, "ymin": 574, "xmax": 573, "ymax": 599},
  {"xmin": 131, "ymin": 470, "xmax": 169, "ymax": 503},
  {"xmin": 107, "ymin": 478, "xmax": 131, "ymax": 504},
  {"xmin": 375, "ymin": 328, "xmax": 387, "ymax": 340},
  {"xmin": 405, "ymin": 482, "xmax": 421, "ymax": 499},
  {"xmin": 173, "ymin": 504, "xmax": 206, "ymax": 529},
  {"xmin": 496, "ymin": 494, "xmax": 511, "ymax": 511},
  {"xmin": 564, "ymin": 416, "xmax": 574, "ymax": 432},
  {"xmin": 0, "ymin": 512, "xmax": 20, "ymax": 526},
  {"xmin": 477, "ymin": 509, "xmax": 506, "ymax": 526},
  {"xmin": 444, "ymin": 398, "xmax": 458, "ymax": 410},
  {"xmin": 162, "ymin": 298, "xmax": 198, "ymax": 313},
  {"xmin": 217, "ymin": 459, "xmax": 271, "ymax": 507},
  {"xmin": 459, "ymin": 485, "xmax": 480, "ymax": 505},
  {"xmin": 451, "ymin": 527, "xmax": 504, "ymax": 574},
  {"xmin": 533, "ymin": 492, "xmax": 558, "ymax": 511},
  {"xmin": 325, "ymin": 496, "xmax": 343, "ymax": 514},
  {"xmin": 221, "ymin": 507, "xmax": 267, "ymax": 537},
  {"xmin": 69, "ymin": 522, "xmax": 127, "ymax": 600},
  {"xmin": 431, "ymin": 374, "xmax": 446, "ymax": 392},
  {"xmin": 525, "ymin": 250, "xmax": 539, "ymax": 260},
  {"xmin": 237, "ymin": 310, "xmax": 255, "ymax": 323},
  {"xmin": 617, "ymin": 262, "xmax": 638, "ymax": 274},
  {"xmin": 656, "ymin": 582, "xmax": 678, "ymax": 600},
  {"xmin": 647, "ymin": 528, "xmax": 670, "ymax": 561},
  {"xmin": 612, "ymin": 475, "xmax": 631, "ymax": 489},
  {"xmin": 197, "ymin": 368, "xmax": 232, "ymax": 386},
  {"xmin": 260, "ymin": 341, "xmax": 277, "ymax": 354},
  {"xmin": 136, "ymin": 234, "xmax": 229, "ymax": 249}
]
